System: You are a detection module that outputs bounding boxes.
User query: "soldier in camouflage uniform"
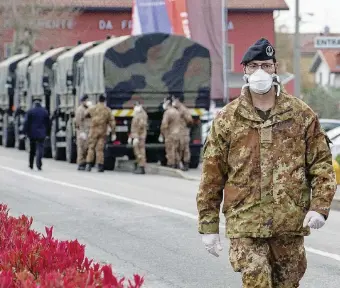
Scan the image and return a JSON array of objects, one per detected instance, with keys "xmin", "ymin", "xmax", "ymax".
[
  {"xmin": 75, "ymin": 95, "xmax": 92, "ymax": 170},
  {"xmin": 160, "ymin": 97, "xmax": 181, "ymax": 168},
  {"xmin": 172, "ymin": 94, "xmax": 193, "ymax": 171},
  {"xmin": 128, "ymin": 102, "xmax": 148, "ymax": 174},
  {"xmin": 196, "ymin": 38, "xmax": 336, "ymax": 287},
  {"xmin": 85, "ymin": 95, "xmax": 116, "ymax": 172}
]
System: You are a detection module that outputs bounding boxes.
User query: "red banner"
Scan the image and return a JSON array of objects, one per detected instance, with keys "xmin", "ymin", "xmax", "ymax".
[{"xmin": 165, "ymin": 0, "xmax": 191, "ymax": 37}]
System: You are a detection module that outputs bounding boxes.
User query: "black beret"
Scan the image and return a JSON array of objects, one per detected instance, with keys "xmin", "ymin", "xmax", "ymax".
[
  {"xmin": 99, "ymin": 94, "xmax": 106, "ymax": 102},
  {"xmin": 32, "ymin": 97, "xmax": 42, "ymax": 102},
  {"xmin": 240, "ymin": 38, "xmax": 276, "ymax": 65},
  {"xmin": 81, "ymin": 95, "xmax": 89, "ymax": 101}
]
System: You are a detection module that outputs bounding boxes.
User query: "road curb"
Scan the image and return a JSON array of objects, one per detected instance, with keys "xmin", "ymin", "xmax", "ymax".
[{"xmin": 115, "ymin": 159, "xmax": 201, "ymax": 181}]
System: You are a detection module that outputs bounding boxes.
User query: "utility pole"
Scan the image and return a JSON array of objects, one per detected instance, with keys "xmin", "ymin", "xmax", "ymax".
[
  {"xmin": 293, "ymin": 0, "xmax": 301, "ymax": 98},
  {"xmin": 222, "ymin": 0, "xmax": 229, "ymax": 103}
]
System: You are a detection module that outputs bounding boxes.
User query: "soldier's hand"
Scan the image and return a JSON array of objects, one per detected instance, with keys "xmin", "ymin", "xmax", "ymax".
[
  {"xmin": 132, "ymin": 138, "xmax": 139, "ymax": 145},
  {"xmin": 303, "ymin": 211, "xmax": 326, "ymax": 229},
  {"xmin": 202, "ymin": 234, "xmax": 223, "ymax": 257},
  {"xmin": 158, "ymin": 135, "xmax": 164, "ymax": 142},
  {"xmin": 128, "ymin": 137, "xmax": 132, "ymax": 145},
  {"xmin": 79, "ymin": 132, "xmax": 87, "ymax": 140},
  {"xmin": 111, "ymin": 134, "xmax": 117, "ymax": 141}
]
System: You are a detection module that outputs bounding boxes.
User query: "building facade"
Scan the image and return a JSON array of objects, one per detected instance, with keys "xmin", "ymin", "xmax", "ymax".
[{"xmin": 1, "ymin": 0, "xmax": 292, "ymax": 101}]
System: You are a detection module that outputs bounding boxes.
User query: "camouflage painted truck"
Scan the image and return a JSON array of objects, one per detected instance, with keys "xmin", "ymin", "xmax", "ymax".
[
  {"xmin": 28, "ymin": 47, "xmax": 70, "ymax": 157},
  {"xmin": 51, "ymin": 41, "xmax": 99, "ymax": 161},
  {"xmin": 78, "ymin": 33, "xmax": 211, "ymax": 170},
  {"xmin": 14, "ymin": 52, "xmax": 42, "ymax": 150},
  {"xmin": 0, "ymin": 53, "xmax": 28, "ymax": 147}
]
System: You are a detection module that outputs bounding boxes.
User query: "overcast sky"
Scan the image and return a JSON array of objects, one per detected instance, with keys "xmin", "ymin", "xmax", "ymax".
[{"xmin": 275, "ymin": 0, "xmax": 340, "ymax": 33}]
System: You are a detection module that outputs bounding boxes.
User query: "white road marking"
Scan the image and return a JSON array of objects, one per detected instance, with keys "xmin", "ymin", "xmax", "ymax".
[{"xmin": 0, "ymin": 164, "xmax": 339, "ymax": 263}]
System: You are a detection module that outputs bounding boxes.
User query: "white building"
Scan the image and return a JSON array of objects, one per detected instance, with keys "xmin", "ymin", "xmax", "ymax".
[{"xmin": 310, "ymin": 50, "xmax": 340, "ymax": 88}]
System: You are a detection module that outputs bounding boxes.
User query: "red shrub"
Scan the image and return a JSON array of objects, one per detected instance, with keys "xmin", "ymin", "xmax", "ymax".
[{"xmin": 0, "ymin": 204, "xmax": 144, "ymax": 288}]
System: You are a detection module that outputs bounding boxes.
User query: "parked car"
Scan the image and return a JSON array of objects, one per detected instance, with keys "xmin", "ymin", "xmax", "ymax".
[{"xmin": 320, "ymin": 119, "xmax": 340, "ymax": 132}]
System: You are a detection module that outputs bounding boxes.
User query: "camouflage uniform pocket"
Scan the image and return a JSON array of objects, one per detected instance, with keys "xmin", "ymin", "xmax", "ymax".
[{"xmin": 222, "ymin": 185, "xmax": 256, "ymax": 213}]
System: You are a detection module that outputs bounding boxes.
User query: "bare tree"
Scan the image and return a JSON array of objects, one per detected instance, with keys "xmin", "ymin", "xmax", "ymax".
[{"xmin": 0, "ymin": 0, "xmax": 81, "ymax": 57}]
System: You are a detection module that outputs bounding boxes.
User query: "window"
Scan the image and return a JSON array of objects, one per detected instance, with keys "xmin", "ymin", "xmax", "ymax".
[{"xmin": 225, "ymin": 44, "xmax": 234, "ymax": 71}]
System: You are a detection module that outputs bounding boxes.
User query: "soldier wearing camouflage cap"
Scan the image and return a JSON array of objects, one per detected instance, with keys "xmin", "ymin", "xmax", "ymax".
[{"xmin": 196, "ymin": 38, "xmax": 336, "ymax": 287}]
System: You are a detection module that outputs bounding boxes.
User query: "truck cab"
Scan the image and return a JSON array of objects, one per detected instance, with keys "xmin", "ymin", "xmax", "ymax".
[{"xmin": 0, "ymin": 54, "xmax": 28, "ymax": 147}]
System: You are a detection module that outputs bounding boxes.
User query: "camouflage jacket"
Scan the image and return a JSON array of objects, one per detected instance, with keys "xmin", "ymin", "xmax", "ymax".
[
  {"xmin": 86, "ymin": 103, "xmax": 116, "ymax": 135},
  {"xmin": 75, "ymin": 104, "xmax": 91, "ymax": 134},
  {"xmin": 177, "ymin": 103, "xmax": 193, "ymax": 137},
  {"xmin": 130, "ymin": 109, "xmax": 148, "ymax": 139},
  {"xmin": 196, "ymin": 88, "xmax": 336, "ymax": 238},
  {"xmin": 160, "ymin": 106, "xmax": 181, "ymax": 138}
]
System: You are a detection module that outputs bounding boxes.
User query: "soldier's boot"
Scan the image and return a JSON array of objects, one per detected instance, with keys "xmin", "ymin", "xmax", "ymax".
[
  {"xmin": 85, "ymin": 163, "xmax": 92, "ymax": 171},
  {"xmin": 134, "ymin": 166, "xmax": 145, "ymax": 174},
  {"xmin": 134, "ymin": 162, "xmax": 138, "ymax": 171},
  {"xmin": 181, "ymin": 162, "xmax": 189, "ymax": 171},
  {"xmin": 78, "ymin": 163, "xmax": 86, "ymax": 171},
  {"xmin": 167, "ymin": 164, "xmax": 176, "ymax": 169},
  {"xmin": 97, "ymin": 164, "xmax": 105, "ymax": 173}
]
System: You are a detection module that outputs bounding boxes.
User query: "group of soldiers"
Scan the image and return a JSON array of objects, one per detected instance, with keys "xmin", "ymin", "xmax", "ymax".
[
  {"xmin": 74, "ymin": 93, "xmax": 192, "ymax": 174},
  {"xmin": 160, "ymin": 94, "xmax": 193, "ymax": 171}
]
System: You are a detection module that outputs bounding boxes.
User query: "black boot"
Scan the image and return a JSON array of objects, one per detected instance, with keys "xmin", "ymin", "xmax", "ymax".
[
  {"xmin": 97, "ymin": 164, "xmax": 104, "ymax": 172},
  {"xmin": 85, "ymin": 163, "xmax": 92, "ymax": 171},
  {"xmin": 134, "ymin": 162, "xmax": 138, "ymax": 171},
  {"xmin": 181, "ymin": 162, "xmax": 189, "ymax": 171},
  {"xmin": 134, "ymin": 166, "xmax": 145, "ymax": 174},
  {"xmin": 167, "ymin": 164, "xmax": 176, "ymax": 169},
  {"xmin": 78, "ymin": 163, "xmax": 86, "ymax": 171}
]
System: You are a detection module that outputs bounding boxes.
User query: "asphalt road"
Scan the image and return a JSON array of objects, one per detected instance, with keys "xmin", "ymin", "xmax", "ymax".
[{"xmin": 0, "ymin": 147, "xmax": 339, "ymax": 288}]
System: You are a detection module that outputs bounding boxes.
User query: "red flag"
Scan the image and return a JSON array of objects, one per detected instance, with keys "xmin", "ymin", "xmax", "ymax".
[{"xmin": 165, "ymin": 0, "xmax": 191, "ymax": 37}]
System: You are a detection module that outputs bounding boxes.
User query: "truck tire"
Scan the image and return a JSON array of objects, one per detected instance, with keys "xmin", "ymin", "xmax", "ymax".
[
  {"xmin": 66, "ymin": 120, "xmax": 77, "ymax": 163},
  {"xmin": 15, "ymin": 116, "xmax": 25, "ymax": 150},
  {"xmin": 51, "ymin": 119, "xmax": 66, "ymax": 161},
  {"xmin": 2, "ymin": 114, "xmax": 15, "ymax": 148},
  {"xmin": 189, "ymin": 155, "xmax": 200, "ymax": 169},
  {"xmin": 104, "ymin": 156, "xmax": 116, "ymax": 171}
]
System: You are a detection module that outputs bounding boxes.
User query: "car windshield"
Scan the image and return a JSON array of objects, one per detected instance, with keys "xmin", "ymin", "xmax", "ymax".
[
  {"xmin": 320, "ymin": 122, "xmax": 340, "ymax": 132},
  {"xmin": 326, "ymin": 126, "xmax": 340, "ymax": 141}
]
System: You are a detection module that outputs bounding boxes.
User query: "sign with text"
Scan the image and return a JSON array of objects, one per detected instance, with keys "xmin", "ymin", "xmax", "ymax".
[{"xmin": 314, "ymin": 37, "xmax": 340, "ymax": 49}]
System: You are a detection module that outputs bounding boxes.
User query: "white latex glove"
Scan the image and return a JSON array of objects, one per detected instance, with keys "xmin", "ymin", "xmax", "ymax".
[
  {"xmin": 111, "ymin": 134, "xmax": 117, "ymax": 141},
  {"xmin": 132, "ymin": 138, "xmax": 139, "ymax": 145},
  {"xmin": 79, "ymin": 132, "xmax": 87, "ymax": 140},
  {"xmin": 202, "ymin": 234, "xmax": 223, "ymax": 257},
  {"xmin": 128, "ymin": 137, "xmax": 132, "ymax": 145},
  {"xmin": 158, "ymin": 135, "xmax": 164, "ymax": 143},
  {"xmin": 303, "ymin": 211, "xmax": 325, "ymax": 229}
]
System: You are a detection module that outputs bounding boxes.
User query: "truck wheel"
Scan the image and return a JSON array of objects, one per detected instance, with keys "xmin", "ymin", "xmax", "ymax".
[
  {"xmin": 51, "ymin": 119, "xmax": 66, "ymax": 161},
  {"xmin": 2, "ymin": 114, "xmax": 15, "ymax": 148},
  {"xmin": 104, "ymin": 156, "xmax": 116, "ymax": 171},
  {"xmin": 66, "ymin": 120, "xmax": 77, "ymax": 163},
  {"xmin": 189, "ymin": 155, "xmax": 200, "ymax": 169},
  {"xmin": 15, "ymin": 116, "xmax": 25, "ymax": 150}
]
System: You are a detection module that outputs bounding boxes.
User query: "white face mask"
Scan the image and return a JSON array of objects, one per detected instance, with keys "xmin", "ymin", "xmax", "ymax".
[
  {"xmin": 247, "ymin": 69, "xmax": 273, "ymax": 94},
  {"xmin": 134, "ymin": 105, "xmax": 142, "ymax": 113}
]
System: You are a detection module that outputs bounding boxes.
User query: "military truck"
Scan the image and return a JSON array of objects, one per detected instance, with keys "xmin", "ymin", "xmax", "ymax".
[
  {"xmin": 77, "ymin": 33, "xmax": 211, "ymax": 170},
  {"xmin": 0, "ymin": 53, "xmax": 28, "ymax": 147},
  {"xmin": 51, "ymin": 41, "xmax": 99, "ymax": 161},
  {"xmin": 14, "ymin": 52, "xmax": 42, "ymax": 150},
  {"xmin": 28, "ymin": 47, "xmax": 70, "ymax": 157}
]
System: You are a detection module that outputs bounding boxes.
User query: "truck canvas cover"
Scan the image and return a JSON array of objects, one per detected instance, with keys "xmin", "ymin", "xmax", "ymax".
[
  {"xmin": 0, "ymin": 54, "xmax": 27, "ymax": 96},
  {"xmin": 30, "ymin": 47, "xmax": 68, "ymax": 97},
  {"xmin": 55, "ymin": 42, "xmax": 96, "ymax": 95},
  {"xmin": 84, "ymin": 33, "xmax": 211, "ymax": 110}
]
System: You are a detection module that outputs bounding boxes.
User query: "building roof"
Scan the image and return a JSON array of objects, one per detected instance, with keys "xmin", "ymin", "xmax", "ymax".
[
  {"xmin": 310, "ymin": 50, "xmax": 340, "ymax": 73},
  {"xmin": 38, "ymin": 0, "xmax": 289, "ymax": 11}
]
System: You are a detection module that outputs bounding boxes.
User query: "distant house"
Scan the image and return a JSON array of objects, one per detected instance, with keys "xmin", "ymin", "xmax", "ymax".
[{"xmin": 310, "ymin": 50, "xmax": 340, "ymax": 88}]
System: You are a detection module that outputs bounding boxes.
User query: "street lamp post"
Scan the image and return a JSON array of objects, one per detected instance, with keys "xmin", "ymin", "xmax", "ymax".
[
  {"xmin": 222, "ymin": 0, "xmax": 229, "ymax": 104},
  {"xmin": 293, "ymin": 0, "xmax": 301, "ymax": 98}
]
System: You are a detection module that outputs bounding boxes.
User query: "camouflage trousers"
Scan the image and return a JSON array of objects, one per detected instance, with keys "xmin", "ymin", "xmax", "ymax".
[
  {"xmin": 165, "ymin": 135, "xmax": 180, "ymax": 166},
  {"xmin": 86, "ymin": 130, "xmax": 106, "ymax": 165},
  {"xmin": 76, "ymin": 135, "xmax": 88, "ymax": 164},
  {"xmin": 179, "ymin": 135, "xmax": 190, "ymax": 163},
  {"xmin": 229, "ymin": 236, "xmax": 307, "ymax": 288},
  {"xmin": 133, "ymin": 138, "xmax": 146, "ymax": 166}
]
